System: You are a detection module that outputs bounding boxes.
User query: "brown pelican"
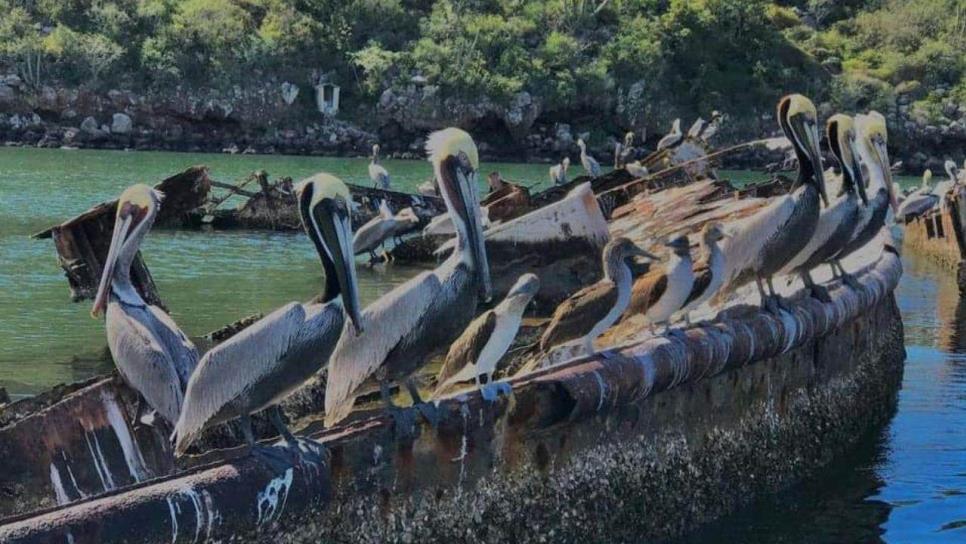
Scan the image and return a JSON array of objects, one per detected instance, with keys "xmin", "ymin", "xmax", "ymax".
[
  {"xmin": 627, "ymin": 236, "xmax": 695, "ymax": 334},
  {"xmin": 369, "ymin": 144, "xmax": 390, "ymax": 190},
  {"xmin": 830, "ymin": 111, "xmax": 898, "ymax": 279},
  {"xmin": 625, "ymin": 160, "xmax": 648, "ymax": 178},
  {"xmin": 539, "ymin": 237, "xmax": 656, "ymax": 357},
  {"xmin": 389, "ymin": 207, "xmax": 420, "ymax": 244},
  {"xmin": 91, "ymin": 185, "xmax": 198, "ymax": 427},
  {"xmin": 353, "ymin": 200, "xmax": 397, "ymax": 262},
  {"xmin": 678, "ymin": 223, "xmax": 727, "ymax": 325},
  {"xmin": 687, "ymin": 111, "xmax": 723, "ymax": 142},
  {"xmin": 930, "ymin": 160, "xmax": 960, "ymax": 210},
  {"xmin": 324, "ymin": 128, "xmax": 491, "ymax": 427},
  {"xmin": 779, "ymin": 113, "xmax": 868, "ymax": 302},
  {"xmin": 897, "ymin": 168, "xmax": 937, "ymax": 221},
  {"xmin": 434, "ymin": 273, "xmax": 540, "ymax": 397},
  {"xmin": 549, "ymin": 157, "xmax": 570, "ymax": 185},
  {"xmin": 719, "ymin": 94, "xmax": 828, "ymax": 313},
  {"xmin": 171, "ymin": 174, "xmax": 363, "ymax": 456},
  {"xmin": 577, "ymin": 138, "xmax": 602, "ymax": 178},
  {"xmin": 657, "ymin": 119, "xmax": 683, "ymax": 151},
  {"xmin": 617, "ymin": 131, "xmax": 636, "ymax": 167}
]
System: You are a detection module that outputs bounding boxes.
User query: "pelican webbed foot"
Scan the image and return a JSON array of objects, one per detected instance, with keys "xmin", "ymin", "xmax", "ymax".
[
  {"xmin": 268, "ymin": 405, "xmax": 297, "ymax": 446},
  {"xmin": 380, "ymin": 381, "xmax": 420, "ymax": 438},
  {"xmin": 666, "ymin": 328, "xmax": 689, "ymax": 340},
  {"xmin": 405, "ymin": 379, "xmax": 440, "ymax": 428},
  {"xmin": 809, "ymin": 284, "xmax": 832, "ymax": 303},
  {"xmin": 763, "ymin": 295, "xmax": 783, "ymax": 316},
  {"xmin": 841, "ymin": 273, "xmax": 861, "ymax": 289}
]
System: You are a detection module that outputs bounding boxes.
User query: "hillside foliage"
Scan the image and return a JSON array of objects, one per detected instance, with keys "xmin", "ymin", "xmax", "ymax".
[{"xmin": 0, "ymin": 0, "xmax": 963, "ymax": 132}]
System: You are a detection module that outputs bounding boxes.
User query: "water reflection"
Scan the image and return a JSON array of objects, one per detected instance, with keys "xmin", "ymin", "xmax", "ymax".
[{"xmin": 671, "ymin": 250, "xmax": 966, "ymax": 543}]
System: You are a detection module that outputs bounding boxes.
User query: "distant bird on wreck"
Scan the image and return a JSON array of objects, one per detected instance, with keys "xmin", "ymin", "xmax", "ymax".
[
  {"xmin": 539, "ymin": 237, "xmax": 656, "ymax": 357},
  {"xmin": 434, "ymin": 273, "xmax": 540, "ymax": 397},
  {"xmin": 627, "ymin": 235, "xmax": 695, "ymax": 334},
  {"xmin": 325, "ymin": 128, "xmax": 492, "ymax": 428},
  {"xmin": 549, "ymin": 157, "xmax": 571, "ymax": 185},
  {"xmin": 625, "ymin": 160, "xmax": 649, "ymax": 178},
  {"xmin": 353, "ymin": 200, "xmax": 404, "ymax": 263},
  {"xmin": 677, "ymin": 223, "xmax": 728, "ymax": 325},
  {"xmin": 617, "ymin": 131, "xmax": 636, "ymax": 168},
  {"xmin": 897, "ymin": 168, "xmax": 937, "ymax": 221},
  {"xmin": 91, "ymin": 184, "xmax": 198, "ymax": 427},
  {"xmin": 687, "ymin": 110, "xmax": 723, "ymax": 143},
  {"xmin": 171, "ymin": 174, "xmax": 363, "ymax": 457},
  {"xmin": 830, "ymin": 111, "xmax": 899, "ymax": 278},
  {"xmin": 369, "ymin": 144, "xmax": 391, "ymax": 190},
  {"xmin": 719, "ymin": 94, "xmax": 828, "ymax": 313},
  {"xmin": 577, "ymin": 138, "xmax": 602, "ymax": 178},
  {"xmin": 779, "ymin": 113, "xmax": 868, "ymax": 302},
  {"xmin": 389, "ymin": 207, "xmax": 421, "ymax": 244},
  {"xmin": 657, "ymin": 118, "xmax": 684, "ymax": 151},
  {"xmin": 929, "ymin": 160, "xmax": 961, "ymax": 211}
]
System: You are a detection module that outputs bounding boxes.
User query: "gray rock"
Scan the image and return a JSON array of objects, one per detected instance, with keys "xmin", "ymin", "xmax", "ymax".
[
  {"xmin": 0, "ymin": 84, "xmax": 14, "ymax": 104},
  {"xmin": 111, "ymin": 113, "xmax": 133, "ymax": 134},
  {"xmin": 1, "ymin": 74, "xmax": 22, "ymax": 87},
  {"xmin": 80, "ymin": 116, "xmax": 99, "ymax": 135},
  {"xmin": 281, "ymin": 82, "xmax": 299, "ymax": 105}
]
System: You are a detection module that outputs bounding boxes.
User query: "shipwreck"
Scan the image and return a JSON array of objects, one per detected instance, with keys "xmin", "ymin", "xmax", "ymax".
[{"xmin": 1, "ymin": 146, "xmax": 906, "ymax": 542}]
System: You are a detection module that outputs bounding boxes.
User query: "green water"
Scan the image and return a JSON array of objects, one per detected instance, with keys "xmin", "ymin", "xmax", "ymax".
[
  {"xmin": 0, "ymin": 147, "xmax": 576, "ymax": 397},
  {"xmin": 0, "ymin": 147, "xmax": 919, "ymax": 397}
]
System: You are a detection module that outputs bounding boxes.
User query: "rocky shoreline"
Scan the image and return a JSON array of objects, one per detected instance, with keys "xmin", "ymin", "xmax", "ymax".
[{"xmin": 1, "ymin": 75, "xmax": 963, "ymax": 172}]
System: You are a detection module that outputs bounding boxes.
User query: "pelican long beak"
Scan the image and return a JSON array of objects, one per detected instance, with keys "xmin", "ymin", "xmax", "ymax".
[
  {"xmin": 871, "ymin": 137, "xmax": 898, "ymax": 212},
  {"xmin": 91, "ymin": 208, "xmax": 134, "ymax": 318},
  {"xmin": 629, "ymin": 245, "xmax": 659, "ymax": 260},
  {"xmin": 793, "ymin": 114, "xmax": 828, "ymax": 207},
  {"xmin": 312, "ymin": 198, "xmax": 364, "ymax": 335},
  {"xmin": 849, "ymin": 137, "xmax": 869, "ymax": 206},
  {"xmin": 440, "ymin": 156, "xmax": 492, "ymax": 302}
]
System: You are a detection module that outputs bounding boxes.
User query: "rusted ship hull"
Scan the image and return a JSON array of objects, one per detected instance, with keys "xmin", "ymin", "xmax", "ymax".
[
  {"xmin": 0, "ymin": 247, "xmax": 904, "ymax": 543},
  {"xmin": 903, "ymin": 185, "xmax": 966, "ymax": 290}
]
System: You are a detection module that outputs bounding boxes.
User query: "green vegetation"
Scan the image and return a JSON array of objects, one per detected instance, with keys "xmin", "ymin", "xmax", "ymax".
[{"xmin": 0, "ymin": 0, "xmax": 963, "ymax": 135}]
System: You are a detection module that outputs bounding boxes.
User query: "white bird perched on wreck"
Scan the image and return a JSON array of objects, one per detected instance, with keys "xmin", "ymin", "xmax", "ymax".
[
  {"xmin": 657, "ymin": 118, "xmax": 684, "ymax": 151},
  {"xmin": 577, "ymin": 138, "xmax": 602, "ymax": 178},
  {"xmin": 325, "ymin": 128, "xmax": 492, "ymax": 428},
  {"xmin": 779, "ymin": 113, "xmax": 868, "ymax": 302},
  {"xmin": 677, "ymin": 223, "xmax": 728, "ymax": 325},
  {"xmin": 91, "ymin": 184, "xmax": 198, "ymax": 427},
  {"xmin": 434, "ymin": 273, "xmax": 540, "ymax": 397},
  {"xmin": 353, "ymin": 200, "xmax": 399, "ymax": 262},
  {"xmin": 369, "ymin": 144, "xmax": 391, "ymax": 190},
  {"xmin": 687, "ymin": 111, "xmax": 723, "ymax": 142},
  {"xmin": 830, "ymin": 111, "xmax": 899, "ymax": 278},
  {"xmin": 896, "ymin": 169, "xmax": 937, "ymax": 222},
  {"xmin": 549, "ymin": 157, "xmax": 571, "ymax": 185},
  {"xmin": 539, "ymin": 237, "xmax": 656, "ymax": 357},
  {"xmin": 625, "ymin": 160, "xmax": 648, "ymax": 178},
  {"xmin": 627, "ymin": 236, "xmax": 695, "ymax": 334},
  {"xmin": 171, "ymin": 174, "xmax": 363, "ymax": 457},
  {"xmin": 389, "ymin": 207, "xmax": 420, "ymax": 243},
  {"xmin": 930, "ymin": 160, "xmax": 962, "ymax": 211},
  {"xmin": 617, "ymin": 131, "xmax": 636, "ymax": 167},
  {"xmin": 719, "ymin": 94, "xmax": 828, "ymax": 313}
]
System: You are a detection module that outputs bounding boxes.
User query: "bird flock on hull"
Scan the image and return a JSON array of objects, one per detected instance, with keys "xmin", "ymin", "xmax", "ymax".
[{"xmin": 88, "ymin": 93, "xmax": 900, "ymax": 465}]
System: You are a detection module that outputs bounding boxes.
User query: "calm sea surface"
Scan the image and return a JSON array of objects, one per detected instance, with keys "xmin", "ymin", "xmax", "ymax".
[{"xmin": 0, "ymin": 147, "xmax": 959, "ymax": 541}]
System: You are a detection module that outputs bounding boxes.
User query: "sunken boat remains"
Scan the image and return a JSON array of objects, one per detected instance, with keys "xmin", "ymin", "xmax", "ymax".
[
  {"xmin": 3, "ymin": 173, "xmax": 905, "ymax": 542},
  {"xmin": 4, "ymin": 105, "xmax": 909, "ymax": 542},
  {"xmin": 902, "ymin": 183, "xmax": 966, "ymax": 290}
]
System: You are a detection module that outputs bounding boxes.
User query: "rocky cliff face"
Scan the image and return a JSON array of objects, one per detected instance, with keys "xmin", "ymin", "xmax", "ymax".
[
  {"xmin": 1, "ymin": 74, "xmax": 963, "ymax": 172},
  {"xmin": 0, "ymin": 78, "xmax": 376, "ymax": 155}
]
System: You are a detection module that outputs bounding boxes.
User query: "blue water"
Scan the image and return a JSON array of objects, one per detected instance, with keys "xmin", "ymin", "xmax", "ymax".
[{"xmin": 677, "ymin": 251, "xmax": 966, "ymax": 542}]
